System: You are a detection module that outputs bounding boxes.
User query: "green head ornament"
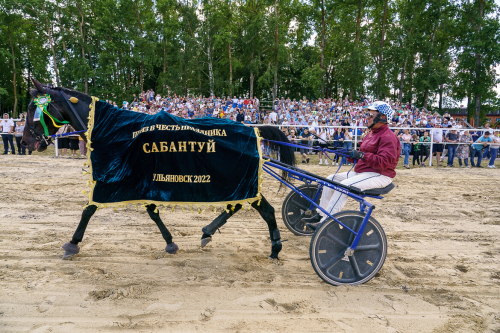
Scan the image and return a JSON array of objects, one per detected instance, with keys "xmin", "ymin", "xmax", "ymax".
[{"xmin": 33, "ymin": 94, "xmax": 69, "ymax": 136}]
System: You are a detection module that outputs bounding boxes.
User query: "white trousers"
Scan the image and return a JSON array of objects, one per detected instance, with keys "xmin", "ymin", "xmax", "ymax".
[{"xmin": 318, "ymin": 171, "xmax": 393, "ymax": 221}]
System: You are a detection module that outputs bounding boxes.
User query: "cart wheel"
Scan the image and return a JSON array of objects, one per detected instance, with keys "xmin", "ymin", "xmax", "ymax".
[
  {"xmin": 282, "ymin": 184, "xmax": 322, "ymax": 236},
  {"xmin": 309, "ymin": 210, "xmax": 387, "ymax": 286}
]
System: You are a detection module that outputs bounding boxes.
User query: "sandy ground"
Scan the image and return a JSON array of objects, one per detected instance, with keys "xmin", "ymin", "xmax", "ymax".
[{"xmin": 1, "ymin": 150, "xmax": 500, "ymax": 333}]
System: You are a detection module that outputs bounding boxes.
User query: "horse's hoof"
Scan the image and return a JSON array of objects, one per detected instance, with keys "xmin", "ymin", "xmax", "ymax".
[
  {"xmin": 201, "ymin": 236, "xmax": 212, "ymax": 248},
  {"xmin": 62, "ymin": 242, "xmax": 79, "ymax": 260},
  {"xmin": 165, "ymin": 243, "xmax": 179, "ymax": 254},
  {"xmin": 268, "ymin": 253, "xmax": 279, "ymax": 260}
]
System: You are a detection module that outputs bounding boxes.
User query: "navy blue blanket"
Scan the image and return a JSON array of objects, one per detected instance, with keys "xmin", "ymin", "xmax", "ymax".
[{"xmin": 84, "ymin": 98, "xmax": 262, "ymax": 209}]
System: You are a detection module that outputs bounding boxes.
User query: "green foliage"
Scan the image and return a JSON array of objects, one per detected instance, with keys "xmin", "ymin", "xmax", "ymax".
[{"xmin": 0, "ymin": 0, "xmax": 499, "ymax": 117}]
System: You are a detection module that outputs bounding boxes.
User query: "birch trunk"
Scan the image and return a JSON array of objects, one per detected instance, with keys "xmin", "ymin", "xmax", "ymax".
[
  {"xmin": 163, "ymin": 38, "xmax": 167, "ymax": 93},
  {"xmin": 399, "ymin": 27, "xmax": 413, "ymax": 102},
  {"xmin": 351, "ymin": 0, "xmax": 362, "ymax": 99},
  {"xmin": 229, "ymin": 42, "xmax": 233, "ymax": 96},
  {"xmin": 8, "ymin": 23, "xmax": 17, "ymax": 117},
  {"xmin": 399, "ymin": 62, "xmax": 406, "ymax": 102},
  {"xmin": 320, "ymin": 0, "xmax": 326, "ymax": 97},
  {"xmin": 474, "ymin": 0, "xmax": 484, "ymax": 126},
  {"xmin": 207, "ymin": 25, "xmax": 214, "ymax": 96},
  {"xmin": 376, "ymin": 0, "xmax": 388, "ymax": 99},
  {"xmin": 136, "ymin": 2, "xmax": 144, "ymax": 92},
  {"xmin": 77, "ymin": 4, "xmax": 88, "ymax": 94},
  {"xmin": 250, "ymin": 51, "xmax": 254, "ymax": 98},
  {"xmin": 47, "ymin": 22, "xmax": 60, "ymax": 87},
  {"xmin": 423, "ymin": 20, "xmax": 439, "ymax": 109},
  {"xmin": 273, "ymin": 0, "xmax": 278, "ymax": 101}
]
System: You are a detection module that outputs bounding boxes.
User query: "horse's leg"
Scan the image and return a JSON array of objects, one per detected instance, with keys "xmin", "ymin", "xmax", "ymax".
[
  {"xmin": 61, "ymin": 204, "xmax": 98, "ymax": 259},
  {"xmin": 251, "ymin": 196, "xmax": 282, "ymax": 259},
  {"xmin": 146, "ymin": 204, "xmax": 178, "ymax": 254},
  {"xmin": 200, "ymin": 204, "xmax": 243, "ymax": 247}
]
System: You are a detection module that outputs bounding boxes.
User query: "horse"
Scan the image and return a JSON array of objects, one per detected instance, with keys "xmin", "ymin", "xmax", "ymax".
[{"xmin": 22, "ymin": 79, "xmax": 296, "ymax": 260}]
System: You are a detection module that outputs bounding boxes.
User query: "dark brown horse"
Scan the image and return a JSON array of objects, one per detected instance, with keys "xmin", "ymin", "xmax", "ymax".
[{"xmin": 22, "ymin": 79, "xmax": 295, "ymax": 260}]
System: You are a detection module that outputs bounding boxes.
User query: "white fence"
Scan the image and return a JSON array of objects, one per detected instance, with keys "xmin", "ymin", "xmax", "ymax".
[
  {"xmin": 3, "ymin": 123, "xmax": 496, "ymax": 167},
  {"xmin": 246, "ymin": 124, "xmax": 498, "ymax": 167}
]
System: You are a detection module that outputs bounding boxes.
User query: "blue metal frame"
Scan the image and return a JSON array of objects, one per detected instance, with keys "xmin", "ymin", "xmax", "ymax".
[{"xmin": 263, "ymin": 160, "xmax": 380, "ymax": 251}]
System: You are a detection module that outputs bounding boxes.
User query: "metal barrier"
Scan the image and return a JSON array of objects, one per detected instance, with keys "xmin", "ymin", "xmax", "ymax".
[{"xmin": 246, "ymin": 124, "xmax": 499, "ymax": 167}]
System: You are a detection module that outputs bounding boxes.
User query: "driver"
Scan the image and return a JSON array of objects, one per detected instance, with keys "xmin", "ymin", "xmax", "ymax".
[{"xmin": 303, "ymin": 101, "xmax": 401, "ymax": 229}]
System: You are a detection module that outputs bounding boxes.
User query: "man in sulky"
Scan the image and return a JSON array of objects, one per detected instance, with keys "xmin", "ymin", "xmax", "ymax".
[{"xmin": 303, "ymin": 101, "xmax": 401, "ymax": 230}]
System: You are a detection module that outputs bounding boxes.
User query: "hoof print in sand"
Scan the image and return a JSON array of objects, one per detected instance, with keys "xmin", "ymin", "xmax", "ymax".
[
  {"xmin": 199, "ymin": 307, "xmax": 215, "ymax": 321},
  {"xmin": 37, "ymin": 296, "xmax": 57, "ymax": 313}
]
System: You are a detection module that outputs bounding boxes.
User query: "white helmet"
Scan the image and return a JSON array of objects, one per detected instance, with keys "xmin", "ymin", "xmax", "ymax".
[
  {"xmin": 367, "ymin": 101, "xmax": 395, "ymax": 120},
  {"xmin": 367, "ymin": 101, "xmax": 394, "ymax": 128}
]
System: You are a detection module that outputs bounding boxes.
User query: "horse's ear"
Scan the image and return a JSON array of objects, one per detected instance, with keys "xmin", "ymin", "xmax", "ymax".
[{"xmin": 32, "ymin": 78, "xmax": 47, "ymax": 94}]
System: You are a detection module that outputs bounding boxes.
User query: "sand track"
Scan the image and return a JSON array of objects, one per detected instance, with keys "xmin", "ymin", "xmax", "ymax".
[{"xmin": 1, "ymin": 154, "xmax": 499, "ymax": 332}]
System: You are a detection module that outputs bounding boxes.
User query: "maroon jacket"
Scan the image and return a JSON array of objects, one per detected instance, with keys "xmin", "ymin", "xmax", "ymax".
[{"xmin": 353, "ymin": 124, "xmax": 401, "ymax": 178}]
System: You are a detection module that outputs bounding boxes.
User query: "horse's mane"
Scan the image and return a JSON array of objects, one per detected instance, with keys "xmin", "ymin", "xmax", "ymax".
[{"xmin": 30, "ymin": 85, "xmax": 91, "ymax": 103}]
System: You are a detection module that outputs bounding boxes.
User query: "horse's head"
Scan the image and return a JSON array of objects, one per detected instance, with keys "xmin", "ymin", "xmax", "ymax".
[{"xmin": 22, "ymin": 78, "xmax": 91, "ymax": 152}]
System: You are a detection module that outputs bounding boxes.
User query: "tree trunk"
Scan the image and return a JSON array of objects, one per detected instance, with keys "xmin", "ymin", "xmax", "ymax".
[
  {"xmin": 273, "ymin": 0, "xmax": 279, "ymax": 101},
  {"xmin": 376, "ymin": 0, "xmax": 388, "ymax": 99},
  {"xmin": 438, "ymin": 84, "xmax": 443, "ymax": 111},
  {"xmin": 47, "ymin": 22, "xmax": 60, "ymax": 87},
  {"xmin": 423, "ymin": 20, "xmax": 440, "ymax": 109},
  {"xmin": 250, "ymin": 51, "xmax": 254, "ymax": 98},
  {"xmin": 163, "ymin": 37, "xmax": 167, "ymax": 93},
  {"xmin": 351, "ymin": 0, "xmax": 362, "ymax": 99},
  {"xmin": 320, "ymin": 0, "xmax": 326, "ymax": 97},
  {"xmin": 140, "ymin": 58, "xmax": 144, "ymax": 92},
  {"xmin": 399, "ymin": 27, "xmax": 413, "ymax": 103},
  {"xmin": 320, "ymin": 0, "xmax": 325, "ymax": 70},
  {"xmin": 207, "ymin": 25, "xmax": 214, "ymax": 96},
  {"xmin": 355, "ymin": 0, "xmax": 362, "ymax": 48},
  {"xmin": 136, "ymin": 1, "xmax": 144, "ymax": 92},
  {"xmin": 77, "ymin": 4, "xmax": 88, "ymax": 94},
  {"xmin": 58, "ymin": 12, "xmax": 68, "ymax": 85},
  {"xmin": 407, "ymin": 57, "xmax": 414, "ymax": 104},
  {"xmin": 467, "ymin": 93, "xmax": 473, "ymax": 126},
  {"xmin": 229, "ymin": 42, "xmax": 233, "ymax": 96},
  {"xmin": 118, "ymin": 50, "xmax": 124, "ymax": 99},
  {"xmin": 8, "ymin": 23, "xmax": 17, "ymax": 117},
  {"xmin": 163, "ymin": 39, "xmax": 167, "ymax": 74},
  {"xmin": 473, "ymin": 0, "xmax": 484, "ymax": 126}
]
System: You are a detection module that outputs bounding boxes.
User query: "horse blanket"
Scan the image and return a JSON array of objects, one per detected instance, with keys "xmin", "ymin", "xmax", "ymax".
[{"xmin": 84, "ymin": 97, "xmax": 263, "ymax": 209}]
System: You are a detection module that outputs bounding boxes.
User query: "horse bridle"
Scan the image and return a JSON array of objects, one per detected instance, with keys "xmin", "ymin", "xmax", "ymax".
[{"xmin": 27, "ymin": 87, "xmax": 88, "ymax": 147}]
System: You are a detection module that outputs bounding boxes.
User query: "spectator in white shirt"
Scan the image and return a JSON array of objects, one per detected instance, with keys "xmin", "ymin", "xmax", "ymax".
[
  {"xmin": 1, "ymin": 113, "xmax": 15, "ymax": 155},
  {"xmin": 269, "ymin": 110, "xmax": 278, "ymax": 124},
  {"xmin": 431, "ymin": 123, "xmax": 444, "ymax": 166}
]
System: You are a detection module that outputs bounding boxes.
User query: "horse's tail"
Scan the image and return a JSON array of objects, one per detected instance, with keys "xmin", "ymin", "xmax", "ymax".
[{"xmin": 257, "ymin": 126, "xmax": 296, "ymax": 189}]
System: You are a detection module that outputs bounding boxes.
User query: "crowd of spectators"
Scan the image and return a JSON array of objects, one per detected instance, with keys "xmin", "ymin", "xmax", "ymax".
[
  {"xmin": 108, "ymin": 90, "xmax": 499, "ymax": 169},
  {"xmin": 1, "ymin": 90, "xmax": 499, "ymax": 168}
]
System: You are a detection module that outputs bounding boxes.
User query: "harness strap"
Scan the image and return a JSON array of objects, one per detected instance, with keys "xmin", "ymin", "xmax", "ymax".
[
  {"xmin": 50, "ymin": 130, "xmax": 86, "ymax": 138},
  {"xmin": 42, "ymin": 108, "xmax": 69, "ymax": 128},
  {"xmin": 59, "ymin": 90, "xmax": 88, "ymax": 132}
]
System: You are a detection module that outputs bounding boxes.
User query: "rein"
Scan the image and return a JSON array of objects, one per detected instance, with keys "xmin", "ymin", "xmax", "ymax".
[
  {"xmin": 261, "ymin": 138, "xmax": 357, "ymax": 176},
  {"xmin": 50, "ymin": 130, "xmax": 86, "ymax": 138}
]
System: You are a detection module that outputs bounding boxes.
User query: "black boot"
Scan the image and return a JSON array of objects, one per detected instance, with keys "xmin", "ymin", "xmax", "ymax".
[
  {"xmin": 305, "ymin": 221, "xmax": 323, "ymax": 231},
  {"xmin": 302, "ymin": 213, "xmax": 321, "ymax": 223}
]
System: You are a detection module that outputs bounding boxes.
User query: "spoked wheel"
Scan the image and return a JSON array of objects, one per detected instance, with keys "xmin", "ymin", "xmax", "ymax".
[
  {"xmin": 282, "ymin": 184, "xmax": 322, "ymax": 236},
  {"xmin": 309, "ymin": 210, "xmax": 387, "ymax": 286}
]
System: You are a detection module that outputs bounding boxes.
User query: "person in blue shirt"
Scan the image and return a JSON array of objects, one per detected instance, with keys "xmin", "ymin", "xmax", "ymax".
[{"xmin": 471, "ymin": 131, "xmax": 493, "ymax": 167}]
